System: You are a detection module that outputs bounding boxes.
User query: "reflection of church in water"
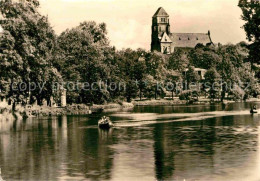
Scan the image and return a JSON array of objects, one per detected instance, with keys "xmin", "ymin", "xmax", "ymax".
[{"xmin": 151, "ymin": 7, "xmax": 214, "ymax": 54}]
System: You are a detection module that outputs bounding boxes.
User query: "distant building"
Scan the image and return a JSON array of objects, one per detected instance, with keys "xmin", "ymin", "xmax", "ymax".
[
  {"xmin": 151, "ymin": 7, "xmax": 214, "ymax": 54},
  {"xmin": 184, "ymin": 67, "xmax": 207, "ymax": 80}
]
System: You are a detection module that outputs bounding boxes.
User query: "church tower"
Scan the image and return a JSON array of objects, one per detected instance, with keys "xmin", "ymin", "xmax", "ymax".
[{"xmin": 151, "ymin": 7, "xmax": 171, "ymax": 53}]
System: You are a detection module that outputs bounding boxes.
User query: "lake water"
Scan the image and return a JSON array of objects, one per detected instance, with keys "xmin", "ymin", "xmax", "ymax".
[{"xmin": 0, "ymin": 102, "xmax": 260, "ymax": 181}]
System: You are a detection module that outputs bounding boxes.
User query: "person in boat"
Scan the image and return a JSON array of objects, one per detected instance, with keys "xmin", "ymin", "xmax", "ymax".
[
  {"xmin": 102, "ymin": 116, "xmax": 110, "ymax": 122},
  {"xmin": 99, "ymin": 116, "xmax": 106, "ymax": 123},
  {"xmin": 98, "ymin": 116, "xmax": 113, "ymax": 128},
  {"xmin": 250, "ymin": 105, "xmax": 257, "ymax": 114}
]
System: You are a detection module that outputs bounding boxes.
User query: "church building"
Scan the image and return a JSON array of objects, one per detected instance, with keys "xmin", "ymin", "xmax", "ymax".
[{"xmin": 151, "ymin": 7, "xmax": 214, "ymax": 54}]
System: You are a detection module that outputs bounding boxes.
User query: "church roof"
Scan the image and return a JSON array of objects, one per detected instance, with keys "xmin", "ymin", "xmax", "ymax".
[
  {"xmin": 169, "ymin": 32, "xmax": 213, "ymax": 48},
  {"xmin": 153, "ymin": 7, "xmax": 169, "ymax": 17}
]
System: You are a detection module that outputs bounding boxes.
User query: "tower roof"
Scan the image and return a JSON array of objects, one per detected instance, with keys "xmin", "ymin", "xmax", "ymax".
[{"xmin": 153, "ymin": 7, "xmax": 169, "ymax": 17}]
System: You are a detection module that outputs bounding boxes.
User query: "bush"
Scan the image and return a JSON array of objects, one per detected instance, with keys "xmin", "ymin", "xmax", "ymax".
[
  {"xmin": 179, "ymin": 90, "xmax": 199, "ymax": 103},
  {"xmin": 230, "ymin": 86, "xmax": 245, "ymax": 101}
]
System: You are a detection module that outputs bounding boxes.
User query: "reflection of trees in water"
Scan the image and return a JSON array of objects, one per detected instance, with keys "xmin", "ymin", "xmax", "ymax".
[
  {"xmin": 0, "ymin": 116, "xmax": 69, "ymax": 180},
  {"xmin": 0, "ymin": 116, "xmax": 115, "ymax": 180},
  {"xmin": 153, "ymin": 116, "xmax": 259, "ymax": 180},
  {"xmin": 0, "ymin": 110, "xmax": 259, "ymax": 180},
  {"xmin": 153, "ymin": 120, "xmax": 218, "ymax": 180},
  {"xmin": 153, "ymin": 124, "xmax": 175, "ymax": 180},
  {"xmin": 66, "ymin": 118, "xmax": 114, "ymax": 180}
]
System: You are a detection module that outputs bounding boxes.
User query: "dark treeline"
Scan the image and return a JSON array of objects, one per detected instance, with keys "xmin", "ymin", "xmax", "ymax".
[{"xmin": 0, "ymin": 0, "xmax": 259, "ymax": 106}]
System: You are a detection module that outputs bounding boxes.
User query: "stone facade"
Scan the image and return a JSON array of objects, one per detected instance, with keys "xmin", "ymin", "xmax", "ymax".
[{"xmin": 151, "ymin": 7, "xmax": 214, "ymax": 54}]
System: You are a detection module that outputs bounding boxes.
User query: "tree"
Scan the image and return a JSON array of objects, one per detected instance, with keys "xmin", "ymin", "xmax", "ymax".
[
  {"xmin": 56, "ymin": 21, "xmax": 119, "ymax": 104},
  {"xmin": 238, "ymin": 62, "xmax": 260, "ymax": 99},
  {"xmin": 204, "ymin": 68, "xmax": 221, "ymax": 101},
  {"xmin": 145, "ymin": 52, "xmax": 169, "ymax": 99},
  {"xmin": 116, "ymin": 48, "xmax": 140, "ymax": 101},
  {"xmin": 188, "ymin": 46, "xmax": 221, "ymax": 69},
  {"xmin": 0, "ymin": 31, "xmax": 23, "ymax": 100},
  {"xmin": 168, "ymin": 49, "xmax": 188, "ymax": 72},
  {"xmin": 133, "ymin": 60, "xmax": 147, "ymax": 100},
  {"xmin": 216, "ymin": 43, "xmax": 249, "ymax": 101},
  {"xmin": 165, "ymin": 69, "xmax": 182, "ymax": 99},
  {"xmin": 184, "ymin": 66, "xmax": 200, "ymax": 90},
  {"xmin": 238, "ymin": 0, "xmax": 260, "ymax": 68},
  {"xmin": 0, "ymin": 0, "xmax": 61, "ymax": 106}
]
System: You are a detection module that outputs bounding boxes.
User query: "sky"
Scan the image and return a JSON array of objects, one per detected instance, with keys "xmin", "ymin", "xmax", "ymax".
[{"xmin": 39, "ymin": 0, "xmax": 247, "ymax": 50}]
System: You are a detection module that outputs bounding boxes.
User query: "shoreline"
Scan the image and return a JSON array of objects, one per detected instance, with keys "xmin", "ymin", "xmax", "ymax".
[
  {"xmin": 0, "ymin": 98, "xmax": 260, "ymax": 121},
  {"xmin": 133, "ymin": 98, "xmax": 260, "ymax": 106}
]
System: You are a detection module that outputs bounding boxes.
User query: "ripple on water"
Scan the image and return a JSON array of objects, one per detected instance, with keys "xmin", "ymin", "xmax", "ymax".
[{"xmin": 111, "ymin": 110, "xmax": 260, "ymax": 128}]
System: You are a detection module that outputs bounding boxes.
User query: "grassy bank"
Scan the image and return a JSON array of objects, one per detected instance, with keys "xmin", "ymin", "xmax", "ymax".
[
  {"xmin": 91, "ymin": 102, "xmax": 134, "ymax": 112},
  {"xmin": 133, "ymin": 99, "xmax": 186, "ymax": 106},
  {"xmin": 18, "ymin": 103, "xmax": 133, "ymax": 117},
  {"xmin": 0, "ymin": 101, "xmax": 134, "ymax": 121}
]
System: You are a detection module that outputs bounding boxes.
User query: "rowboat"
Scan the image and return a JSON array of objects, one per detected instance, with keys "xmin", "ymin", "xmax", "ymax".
[{"xmin": 98, "ymin": 116, "xmax": 113, "ymax": 129}]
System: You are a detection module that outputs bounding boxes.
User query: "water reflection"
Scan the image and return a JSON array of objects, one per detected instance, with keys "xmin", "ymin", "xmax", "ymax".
[
  {"xmin": 0, "ymin": 102, "xmax": 259, "ymax": 180},
  {"xmin": 153, "ymin": 117, "xmax": 259, "ymax": 180}
]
